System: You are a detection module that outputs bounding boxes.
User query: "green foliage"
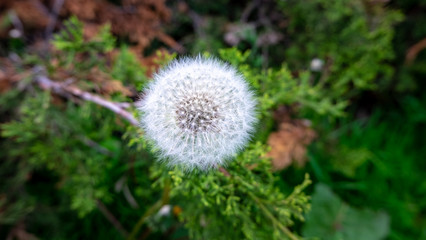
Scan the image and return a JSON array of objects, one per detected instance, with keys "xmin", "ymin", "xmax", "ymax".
[
  {"xmin": 51, "ymin": 16, "xmax": 115, "ymax": 72},
  {"xmin": 219, "ymin": 48, "xmax": 347, "ymax": 118},
  {"xmin": 1, "ymin": 17, "xmax": 312, "ymax": 239},
  {"xmin": 2, "ymin": 92, "xmax": 117, "ymax": 216},
  {"xmin": 1, "ymin": 0, "xmax": 423, "ymax": 238},
  {"xmin": 1, "ymin": 18, "xmax": 151, "ymax": 219},
  {"xmin": 151, "ymin": 143, "xmax": 311, "ymax": 240},
  {"xmin": 278, "ymin": 0, "xmax": 403, "ymax": 95},
  {"xmin": 190, "ymin": 17, "xmax": 228, "ymax": 55},
  {"xmin": 391, "ymin": 0, "xmax": 426, "ymax": 92},
  {"xmin": 329, "ymin": 146, "xmax": 373, "ymax": 178},
  {"xmin": 53, "ymin": 16, "xmax": 115, "ymax": 54},
  {"xmin": 0, "ymin": 153, "xmax": 35, "ymax": 225},
  {"xmin": 303, "ymin": 184, "xmax": 389, "ymax": 240},
  {"xmin": 111, "ymin": 46, "xmax": 149, "ymax": 91},
  {"xmin": 309, "ymin": 96, "xmax": 426, "ymax": 239}
]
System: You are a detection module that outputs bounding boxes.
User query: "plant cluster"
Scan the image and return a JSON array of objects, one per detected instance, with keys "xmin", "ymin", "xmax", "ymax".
[
  {"xmin": 0, "ymin": 0, "xmax": 425, "ymax": 239},
  {"xmin": 0, "ymin": 17, "xmax": 312, "ymax": 239}
]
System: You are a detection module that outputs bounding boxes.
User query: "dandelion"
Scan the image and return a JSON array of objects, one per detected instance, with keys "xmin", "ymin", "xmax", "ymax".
[
  {"xmin": 310, "ymin": 58, "xmax": 324, "ymax": 72},
  {"xmin": 136, "ymin": 56, "xmax": 257, "ymax": 171}
]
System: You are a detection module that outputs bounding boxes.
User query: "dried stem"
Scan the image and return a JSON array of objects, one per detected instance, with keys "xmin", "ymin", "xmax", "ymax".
[
  {"xmin": 33, "ymin": 73, "xmax": 139, "ymax": 126},
  {"xmin": 45, "ymin": 0, "xmax": 65, "ymax": 39},
  {"xmin": 218, "ymin": 166, "xmax": 231, "ymax": 177},
  {"xmin": 79, "ymin": 135, "xmax": 113, "ymax": 156},
  {"xmin": 405, "ymin": 38, "xmax": 426, "ymax": 65},
  {"xmin": 96, "ymin": 200, "xmax": 129, "ymax": 238},
  {"xmin": 156, "ymin": 31, "xmax": 185, "ymax": 53}
]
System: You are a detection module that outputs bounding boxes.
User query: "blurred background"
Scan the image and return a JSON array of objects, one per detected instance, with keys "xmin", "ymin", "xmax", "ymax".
[{"xmin": 0, "ymin": 0, "xmax": 425, "ymax": 239}]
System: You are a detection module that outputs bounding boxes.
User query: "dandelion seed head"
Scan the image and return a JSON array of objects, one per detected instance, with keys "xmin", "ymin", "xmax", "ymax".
[
  {"xmin": 310, "ymin": 58, "xmax": 324, "ymax": 72},
  {"xmin": 137, "ymin": 56, "xmax": 257, "ymax": 171}
]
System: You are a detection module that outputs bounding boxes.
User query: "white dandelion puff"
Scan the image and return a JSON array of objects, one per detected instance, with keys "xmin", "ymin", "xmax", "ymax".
[
  {"xmin": 136, "ymin": 56, "xmax": 257, "ymax": 171},
  {"xmin": 310, "ymin": 58, "xmax": 324, "ymax": 72}
]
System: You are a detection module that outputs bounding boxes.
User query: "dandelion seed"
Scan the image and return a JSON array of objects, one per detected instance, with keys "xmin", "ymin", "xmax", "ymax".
[{"xmin": 136, "ymin": 56, "xmax": 257, "ymax": 171}]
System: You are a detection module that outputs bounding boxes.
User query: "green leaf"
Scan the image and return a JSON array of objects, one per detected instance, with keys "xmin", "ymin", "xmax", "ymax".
[
  {"xmin": 303, "ymin": 183, "xmax": 390, "ymax": 240},
  {"xmin": 330, "ymin": 146, "xmax": 373, "ymax": 177}
]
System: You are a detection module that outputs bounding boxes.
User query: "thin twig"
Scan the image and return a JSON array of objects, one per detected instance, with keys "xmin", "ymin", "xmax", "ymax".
[
  {"xmin": 317, "ymin": 57, "xmax": 333, "ymax": 87},
  {"xmin": 79, "ymin": 135, "xmax": 113, "ymax": 156},
  {"xmin": 45, "ymin": 0, "xmax": 65, "ymax": 39},
  {"xmin": 240, "ymin": 0, "xmax": 261, "ymax": 22},
  {"xmin": 218, "ymin": 166, "xmax": 231, "ymax": 177},
  {"xmin": 181, "ymin": 2, "xmax": 205, "ymax": 39},
  {"xmin": 156, "ymin": 31, "xmax": 185, "ymax": 54},
  {"xmin": 405, "ymin": 38, "xmax": 426, "ymax": 65},
  {"xmin": 33, "ymin": 73, "xmax": 139, "ymax": 126},
  {"xmin": 96, "ymin": 200, "xmax": 129, "ymax": 238},
  {"xmin": 248, "ymin": 191, "xmax": 299, "ymax": 240},
  {"xmin": 127, "ymin": 180, "xmax": 171, "ymax": 240},
  {"xmin": 7, "ymin": 10, "xmax": 24, "ymax": 34},
  {"xmin": 123, "ymin": 184, "xmax": 140, "ymax": 209},
  {"xmin": 6, "ymin": 221, "xmax": 38, "ymax": 240},
  {"xmin": 231, "ymin": 172, "xmax": 301, "ymax": 240}
]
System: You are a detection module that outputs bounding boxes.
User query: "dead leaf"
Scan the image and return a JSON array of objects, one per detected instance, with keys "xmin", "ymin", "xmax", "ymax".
[
  {"xmin": 61, "ymin": 0, "xmax": 172, "ymax": 53},
  {"xmin": 0, "ymin": 57, "xmax": 19, "ymax": 93},
  {"xmin": 0, "ymin": 70, "xmax": 12, "ymax": 93},
  {"xmin": 12, "ymin": 0, "xmax": 51, "ymax": 29},
  {"xmin": 1, "ymin": 0, "xmax": 175, "ymax": 56},
  {"xmin": 86, "ymin": 67, "xmax": 133, "ymax": 96},
  {"xmin": 266, "ymin": 106, "xmax": 316, "ymax": 171}
]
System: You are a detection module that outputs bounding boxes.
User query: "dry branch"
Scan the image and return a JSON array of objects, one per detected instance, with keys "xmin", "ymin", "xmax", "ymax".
[
  {"xmin": 405, "ymin": 38, "xmax": 426, "ymax": 65},
  {"xmin": 96, "ymin": 200, "xmax": 129, "ymax": 238},
  {"xmin": 33, "ymin": 73, "xmax": 139, "ymax": 126}
]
